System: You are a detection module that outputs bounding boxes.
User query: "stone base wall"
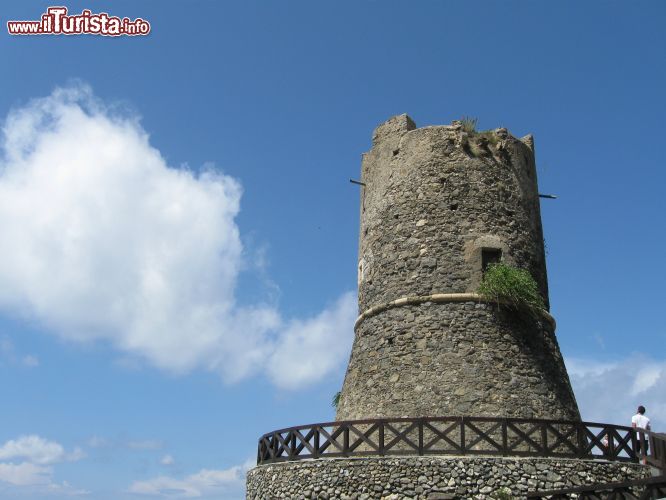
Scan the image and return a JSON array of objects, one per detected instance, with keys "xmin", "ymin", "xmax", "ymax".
[
  {"xmin": 246, "ymin": 456, "xmax": 648, "ymax": 500},
  {"xmin": 337, "ymin": 302, "xmax": 579, "ymax": 421}
]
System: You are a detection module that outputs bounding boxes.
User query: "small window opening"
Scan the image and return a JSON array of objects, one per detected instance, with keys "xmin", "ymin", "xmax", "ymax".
[
  {"xmin": 482, "ymin": 248, "xmax": 502, "ymax": 272},
  {"xmin": 450, "ymin": 203, "xmax": 459, "ymax": 211}
]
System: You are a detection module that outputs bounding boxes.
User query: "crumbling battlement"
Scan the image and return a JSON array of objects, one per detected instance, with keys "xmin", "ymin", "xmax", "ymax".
[{"xmin": 358, "ymin": 114, "xmax": 548, "ymax": 313}]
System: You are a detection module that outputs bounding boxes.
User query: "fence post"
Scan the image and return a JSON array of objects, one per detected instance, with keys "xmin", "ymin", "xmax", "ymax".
[
  {"xmin": 577, "ymin": 422, "xmax": 587, "ymax": 459},
  {"xmin": 343, "ymin": 424, "xmax": 350, "ymax": 457},
  {"xmin": 313, "ymin": 426, "xmax": 320, "ymax": 459},
  {"xmin": 502, "ymin": 418, "xmax": 508, "ymax": 456},
  {"xmin": 289, "ymin": 431, "xmax": 296, "ymax": 458},
  {"xmin": 379, "ymin": 421, "xmax": 385, "ymax": 456}
]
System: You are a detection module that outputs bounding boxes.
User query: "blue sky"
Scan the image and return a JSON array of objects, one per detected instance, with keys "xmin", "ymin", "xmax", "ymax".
[{"xmin": 1, "ymin": 1, "xmax": 665, "ymax": 498}]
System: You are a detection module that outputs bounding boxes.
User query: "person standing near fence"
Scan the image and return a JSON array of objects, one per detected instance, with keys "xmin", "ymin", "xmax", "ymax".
[{"xmin": 632, "ymin": 405, "xmax": 651, "ymax": 464}]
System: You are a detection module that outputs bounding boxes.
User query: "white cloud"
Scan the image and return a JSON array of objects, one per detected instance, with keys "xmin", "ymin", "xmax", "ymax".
[
  {"xmin": 0, "ymin": 436, "xmax": 87, "ymax": 495},
  {"xmin": 0, "ymin": 462, "xmax": 52, "ymax": 486},
  {"xmin": 127, "ymin": 460, "xmax": 251, "ymax": 498},
  {"xmin": 0, "ymin": 84, "xmax": 356, "ymax": 389},
  {"xmin": 0, "ymin": 462, "xmax": 89, "ymax": 495},
  {"xmin": 267, "ymin": 292, "xmax": 357, "ymax": 389},
  {"xmin": 566, "ymin": 354, "xmax": 666, "ymax": 429},
  {"xmin": 0, "ymin": 435, "xmax": 84, "ymax": 465},
  {"xmin": 160, "ymin": 454, "xmax": 175, "ymax": 466}
]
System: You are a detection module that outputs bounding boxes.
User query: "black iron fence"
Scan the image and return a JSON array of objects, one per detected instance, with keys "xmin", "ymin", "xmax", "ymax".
[{"xmin": 257, "ymin": 416, "xmax": 644, "ymax": 465}]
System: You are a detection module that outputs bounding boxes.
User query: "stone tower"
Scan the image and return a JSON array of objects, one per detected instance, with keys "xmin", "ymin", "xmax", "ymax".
[
  {"xmin": 336, "ymin": 114, "xmax": 580, "ymax": 421},
  {"xmin": 247, "ymin": 116, "xmax": 649, "ymax": 499}
]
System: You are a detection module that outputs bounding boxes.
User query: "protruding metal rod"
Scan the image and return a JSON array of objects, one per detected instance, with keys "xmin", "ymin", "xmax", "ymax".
[
  {"xmin": 350, "ymin": 179, "xmax": 366, "ymax": 187},
  {"xmin": 539, "ymin": 194, "xmax": 557, "ymax": 199}
]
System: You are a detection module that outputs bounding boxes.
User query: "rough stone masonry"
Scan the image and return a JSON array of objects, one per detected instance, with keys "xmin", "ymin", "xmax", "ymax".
[
  {"xmin": 336, "ymin": 114, "xmax": 579, "ymax": 421},
  {"xmin": 247, "ymin": 457, "xmax": 647, "ymax": 499}
]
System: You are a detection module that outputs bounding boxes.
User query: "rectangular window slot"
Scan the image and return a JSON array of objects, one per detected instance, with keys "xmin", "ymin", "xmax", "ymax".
[{"xmin": 482, "ymin": 248, "xmax": 502, "ymax": 272}]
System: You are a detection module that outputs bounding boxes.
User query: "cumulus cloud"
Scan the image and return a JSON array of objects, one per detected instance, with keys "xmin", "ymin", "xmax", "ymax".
[
  {"xmin": 0, "ymin": 463, "xmax": 89, "ymax": 495},
  {"xmin": 0, "ymin": 84, "xmax": 356, "ymax": 389},
  {"xmin": 267, "ymin": 292, "xmax": 357, "ymax": 389},
  {"xmin": 0, "ymin": 435, "xmax": 84, "ymax": 465},
  {"xmin": 160, "ymin": 454, "xmax": 175, "ymax": 466},
  {"xmin": 566, "ymin": 354, "xmax": 666, "ymax": 429},
  {"xmin": 127, "ymin": 460, "xmax": 252, "ymax": 498},
  {"xmin": 0, "ymin": 462, "xmax": 52, "ymax": 486},
  {"xmin": 0, "ymin": 435, "xmax": 88, "ymax": 495}
]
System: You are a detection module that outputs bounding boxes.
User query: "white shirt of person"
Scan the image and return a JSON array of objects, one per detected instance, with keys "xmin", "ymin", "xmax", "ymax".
[{"xmin": 632, "ymin": 413, "xmax": 651, "ymax": 430}]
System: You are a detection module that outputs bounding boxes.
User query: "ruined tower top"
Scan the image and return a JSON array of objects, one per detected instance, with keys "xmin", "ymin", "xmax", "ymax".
[
  {"xmin": 357, "ymin": 113, "xmax": 549, "ymax": 313},
  {"xmin": 337, "ymin": 114, "xmax": 579, "ymax": 421}
]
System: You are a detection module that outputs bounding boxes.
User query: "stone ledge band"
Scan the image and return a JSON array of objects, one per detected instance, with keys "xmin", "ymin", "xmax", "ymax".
[{"xmin": 354, "ymin": 292, "xmax": 556, "ymax": 330}]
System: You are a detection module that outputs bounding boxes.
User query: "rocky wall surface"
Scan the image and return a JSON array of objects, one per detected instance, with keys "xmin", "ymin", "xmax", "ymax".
[
  {"xmin": 357, "ymin": 114, "xmax": 548, "ymax": 312},
  {"xmin": 336, "ymin": 302, "xmax": 579, "ymax": 421},
  {"xmin": 247, "ymin": 456, "xmax": 648, "ymax": 499}
]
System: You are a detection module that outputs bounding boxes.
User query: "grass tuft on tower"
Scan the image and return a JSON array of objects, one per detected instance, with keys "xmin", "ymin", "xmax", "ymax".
[{"xmin": 478, "ymin": 263, "xmax": 545, "ymax": 315}]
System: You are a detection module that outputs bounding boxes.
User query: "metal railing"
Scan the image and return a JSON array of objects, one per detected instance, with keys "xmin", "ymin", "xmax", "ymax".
[{"xmin": 256, "ymin": 416, "xmax": 643, "ymax": 465}]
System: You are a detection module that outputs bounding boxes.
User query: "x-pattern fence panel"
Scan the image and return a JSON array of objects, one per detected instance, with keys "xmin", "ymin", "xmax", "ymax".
[
  {"xmin": 256, "ymin": 417, "xmax": 641, "ymax": 465},
  {"xmin": 526, "ymin": 431, "xmax": 666, "ymax": 499}
]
